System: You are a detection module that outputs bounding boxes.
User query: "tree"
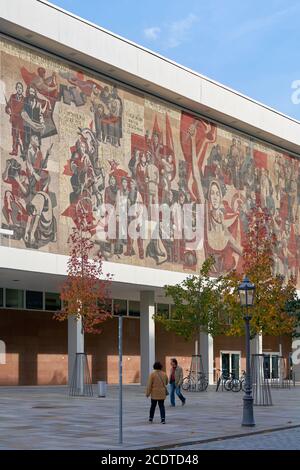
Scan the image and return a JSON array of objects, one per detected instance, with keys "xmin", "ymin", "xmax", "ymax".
[
  {"xmin": 223, "ymin": 207, "xmax": 297, "ymax": 338},
  {"xmin": 54, "ymin": 210, "xmax": 112, "ymax": 334},
  {"xmin": 285, "ymin": 299, "xmax": 300, "ymax": 337},
  {"xmin": 155, "ymin": 256, "xmax": 228, "ymax": 340}
]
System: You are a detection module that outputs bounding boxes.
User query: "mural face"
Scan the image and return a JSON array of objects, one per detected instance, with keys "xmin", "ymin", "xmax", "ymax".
[{"xmin": 0, "ymin": 37, "xmax": 299, "ymax": 283}]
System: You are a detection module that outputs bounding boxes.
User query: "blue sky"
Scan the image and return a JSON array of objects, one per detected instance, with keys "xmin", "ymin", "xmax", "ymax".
[{"xmin": 51, "ymin": 0, "xmax": 300, "ymax": 120}]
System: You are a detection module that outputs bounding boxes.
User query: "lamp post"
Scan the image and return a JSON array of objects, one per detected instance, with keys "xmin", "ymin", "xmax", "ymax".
[
  {"xmin": 238, "ymin": 276, "xmax": 255, "ymax": 427},
  {"xmin": 118, "ymin": 310, "xmax": 123, "ymax": 444}
]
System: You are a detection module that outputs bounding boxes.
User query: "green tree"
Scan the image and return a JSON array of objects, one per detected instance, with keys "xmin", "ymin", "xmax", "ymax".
[{"xmin": 155, "ymin": 256, "xmax": 228, "ymax": 340}]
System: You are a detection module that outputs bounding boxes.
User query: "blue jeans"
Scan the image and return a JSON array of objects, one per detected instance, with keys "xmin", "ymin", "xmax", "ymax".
[{"xmin": 170, "ymin": 382, "xmax": 185, "ymax": 406}]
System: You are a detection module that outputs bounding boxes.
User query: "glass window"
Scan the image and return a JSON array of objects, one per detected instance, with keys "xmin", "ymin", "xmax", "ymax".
[
  {"xmin": 26, "ymin": 290, "xmax": 43, "ymax": 310},
  {"xmin": 97, "ymin": 298, "xmax": 112, "ymax": 314},
  {"xmin": 0, "ymin": 288, "xmax": 3, "ymax": 307},
  {"xmin": 6, "ymin": 289, "xmax": 24, "ymax": 309},
  {"xmin": 156, "ymin": 303, "xmax": 170, "ymax": 318},
  {"xmin": 113, "ymin": 299, "xmax": 127, "ymax": 316},
  {"xmin": 170, "ymin": 304, "xmax": 176, "ymax": 319},
  {"xmin": 45, "ymin": 292, "xmax": 61, "ymax": 311},
  {"xmin": 128, "ymin": 301, "xmax": 140, "ymax": 317}
]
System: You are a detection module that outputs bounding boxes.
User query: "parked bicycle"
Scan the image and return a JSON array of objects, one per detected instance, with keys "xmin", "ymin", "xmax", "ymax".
[
  {"xmin": 240, "ymin": 370, "xmax": 246, "ymax": 392},
  {"xmin": 216, "ymin": 369, "xmax": 241, "ymax": 392},
  {"xmin": 182, "ymin": 369, "xmax": 208, "ymax": 392}
]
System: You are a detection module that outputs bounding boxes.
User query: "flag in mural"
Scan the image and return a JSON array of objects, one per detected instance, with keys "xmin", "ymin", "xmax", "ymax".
[{"xmin": 0, "ymin": 36, "xmax": 299, "ymax": 283}]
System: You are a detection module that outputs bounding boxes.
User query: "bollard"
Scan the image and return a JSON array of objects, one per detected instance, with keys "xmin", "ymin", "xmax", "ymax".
[{"xmin": 97, "ymin": 381, "xmax": 107, "ymax": 397}]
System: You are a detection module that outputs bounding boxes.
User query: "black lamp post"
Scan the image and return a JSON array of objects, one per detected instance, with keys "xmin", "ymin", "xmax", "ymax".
[{"xmin": 238, "ymin": 276, "xmax": 256, "ymax": 427}]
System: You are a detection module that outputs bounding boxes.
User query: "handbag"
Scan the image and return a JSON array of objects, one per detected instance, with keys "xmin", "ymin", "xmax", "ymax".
[{"xmin": 158, "ymin": 372, "xmax": 169, "ymax": 396}]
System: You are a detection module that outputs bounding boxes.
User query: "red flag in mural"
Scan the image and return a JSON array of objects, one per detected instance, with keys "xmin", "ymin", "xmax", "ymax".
[
  {"xmin": 180, "ymin": 112, "xmax": 216, "ymax": 201},
  {"xmin": 165, "ymin": 113, "xmax": 174, "ymax": 154}
]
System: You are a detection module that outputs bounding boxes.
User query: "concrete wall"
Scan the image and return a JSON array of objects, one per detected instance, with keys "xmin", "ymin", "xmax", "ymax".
[
  {"xmin": 0, "ymin": 309, "xmax": 192, "ymax": 385},
  {"xmin": 0, "ymin": 308, "xmax": 292, "ymax": 385}
]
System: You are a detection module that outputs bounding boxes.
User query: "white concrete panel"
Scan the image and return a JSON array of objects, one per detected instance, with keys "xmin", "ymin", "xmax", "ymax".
[
  {"xmin": 140, "ymin": 290, "xmax": 155, "ymax": 385},
  {"xmin": 0, "ymin": 246, "xmax": 188, "ymax": 288},
  {"xmin": 136, "ymin": 49, "xmax": 202, "ymax": 103},
  {"xmin": 68, "ymin": 315, "xmax": 84, "ymax": 386},
  {"xmin": 200, "ymin": 332, "xmax": 214, "ymax": 385}
]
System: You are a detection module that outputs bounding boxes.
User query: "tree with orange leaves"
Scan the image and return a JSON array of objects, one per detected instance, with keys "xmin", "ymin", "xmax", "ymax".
[
  {"xmin": 223, "ymin": 207, "xmax": 297, "ymax": 337},
  {"xmin": 54, "ymin": 210, "xmax": 112, "ymax": 334}
]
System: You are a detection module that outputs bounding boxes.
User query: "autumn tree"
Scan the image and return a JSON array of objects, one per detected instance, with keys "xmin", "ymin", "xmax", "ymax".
[
  {"xmin": 54, "ymin": 210, "xmax": 112, "ymax": 334},
  {"xmin": 155, "ymin": 256, "xmax": 228, "ymax": 341},
  {"xmin": 223, "ymin": 207, "xmax": 297, "ymax": 338}
]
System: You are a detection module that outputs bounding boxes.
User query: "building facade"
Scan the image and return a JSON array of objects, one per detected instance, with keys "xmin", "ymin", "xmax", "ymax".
[{"xmin": 0, "ymin": 0, "xmax": 299, "ymax": 386}]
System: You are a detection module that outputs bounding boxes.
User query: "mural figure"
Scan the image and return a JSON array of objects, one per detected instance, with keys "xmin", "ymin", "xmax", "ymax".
[
  {"xmin": 25, "ymin": 191, "xmax": 57, "ymax": 248},
  {"xmin": 21, "ymin": 84, "xmax": 45, "ymax": 149},
  {"xmin": 5, "ymin": 81, "xmax": 25, "ymax": 156},
  {"xmin": 1, "ymin": 37, "xmax": 300, "ymax": 285}
]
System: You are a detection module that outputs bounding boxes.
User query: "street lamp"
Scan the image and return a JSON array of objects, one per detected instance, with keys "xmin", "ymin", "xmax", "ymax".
[
  {"xmin": 118, "ymin": 309, "xmax": 124, "ymax": 444},
  {"xmin": 238, "ymin": 276, "xmax": 255, "ymax": 427}
]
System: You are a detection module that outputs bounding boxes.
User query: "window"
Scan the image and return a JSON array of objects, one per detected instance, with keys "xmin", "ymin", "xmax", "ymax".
[
  {"xmin": 170, "ymin": 304, "xmax": 176, "ymax": 319},
  {"xmin": 98, "ymin": 298, "xmax": 112, "ymax": 315},
  {"xmin": 221, "ymin": 351, "xmax": 241, "ymax": 379},
  {"xmin": 156, "ymin": 303, "xmax": 170, "ymax": 319},
  {"xmin": 6, "ymin": 289, "xmax": 24, "ymax": 309},
  {"xmin": 45, "ymin": 292, "xmax": 61, "ymax": 311},
  {"xmin": 26, "ymin": 291, "xmax": 43, "ymax": 310},
  {"xmin": 263, "ymin": 353, "xmax": 280, "ymax": 379},
  {"xmin": 113, "ymin": 299, "xmax": 127, "ymax": 316},
  {"xmin": 0, "ymin": 288, "xmax": 3, "ymax": 307},
  {"xmin": 128, "ymin": 301, "xmax": 140, "ymax": 317}
]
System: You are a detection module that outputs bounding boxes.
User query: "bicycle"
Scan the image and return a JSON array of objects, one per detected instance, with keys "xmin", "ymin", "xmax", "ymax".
[
  {"xmin": 240, "ymin": 370, "xmax": 246, "ymax": 392},
  {"xmin": 216, "ymin": 369, "xmax": 242, "ymax": 392},
  {"xmin": 182, "ymin": 369, "xmax": 208, "ymax": 392},
  {"xmin": 216, "ymin": 369, "xmax": 229, "ymax": 391},
  {"xmin": 226, "ymin": 372, "xmax": 242, "ymax": 392}
]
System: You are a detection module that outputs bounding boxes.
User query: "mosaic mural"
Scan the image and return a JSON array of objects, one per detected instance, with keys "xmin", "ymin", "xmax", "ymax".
[{"xmin": 0, "ymin": 37, "xmax": 299, "ymax": 282}]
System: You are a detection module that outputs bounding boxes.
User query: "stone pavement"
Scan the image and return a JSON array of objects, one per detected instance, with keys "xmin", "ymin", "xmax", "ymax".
[
  {"xmin": 0, "ymin": 384, "xmax": 299, "ymax": 450},
  {"xmin": 173, "ymin": 427, "xmax": 300, "ymax": 450}
]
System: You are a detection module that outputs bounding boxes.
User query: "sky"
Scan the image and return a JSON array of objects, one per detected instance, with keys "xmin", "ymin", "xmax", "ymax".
[{"xmin": 50, "ymin": 0, "xmax": 300, "ymax": 120}]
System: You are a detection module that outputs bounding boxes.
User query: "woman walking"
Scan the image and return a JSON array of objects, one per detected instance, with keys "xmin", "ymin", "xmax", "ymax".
[{"xmin": 146, "ymin": 362, "xmax": 168, "ymax": 424}]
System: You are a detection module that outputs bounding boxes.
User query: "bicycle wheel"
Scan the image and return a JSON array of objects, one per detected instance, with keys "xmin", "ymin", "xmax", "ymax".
[
  {"xmin": 231, "ymin": 379, "xmax": 242, "ymax": 392},
  {"xmin": 198, "ymin": 378, "xmax": 208, "ymax": 391},
  {"xmin": 182, "ymin": 376, "xmax": 191, "ymax": 391},
  {"xmin": 224, "ymin": 379, "xmax": 233, "ymax": 391}
]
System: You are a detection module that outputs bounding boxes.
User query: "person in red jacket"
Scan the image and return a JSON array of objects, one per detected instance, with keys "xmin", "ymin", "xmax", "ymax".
[{"xmin": 5, "ymin": 82, "xmax": 25, "ymax": 156}]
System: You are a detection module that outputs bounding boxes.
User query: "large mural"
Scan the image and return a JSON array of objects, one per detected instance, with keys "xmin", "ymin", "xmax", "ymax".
[{"xmin": 0, "ymin": 37, "xmax": 299, "ymax": 283}]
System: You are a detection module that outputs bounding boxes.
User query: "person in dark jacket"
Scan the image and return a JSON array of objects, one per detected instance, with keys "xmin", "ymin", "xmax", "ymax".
[{"xmin": 169, "ymin": 358, "xmax": 186, "ymax": 406}]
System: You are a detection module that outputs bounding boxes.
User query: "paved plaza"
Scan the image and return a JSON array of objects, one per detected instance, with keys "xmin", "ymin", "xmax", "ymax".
[
  {"xmin": 0, "ymin": 384, "xmax": 299, "ymax": 450},
  {"xmin": 173, "ymin": 427, "xmax": 300, "ymax": 450}
]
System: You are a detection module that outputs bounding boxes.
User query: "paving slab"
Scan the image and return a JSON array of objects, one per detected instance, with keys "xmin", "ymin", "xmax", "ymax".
[{"xmin": 0, "ymin": 384, "xmax": 299, "ymax": 449}]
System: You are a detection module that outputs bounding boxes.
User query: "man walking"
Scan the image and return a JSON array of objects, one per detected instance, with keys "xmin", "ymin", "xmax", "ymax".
[{"xmin": 169, "ymin": 358, "xmax": 186, "ymax": 406}]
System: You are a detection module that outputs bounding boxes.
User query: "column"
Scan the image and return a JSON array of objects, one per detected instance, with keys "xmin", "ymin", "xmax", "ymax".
[
  {"xmin": 293, "ymin": 327, "xmax": 300, "ymax": 383},
  {"xmin": 200, "ymin": 332, "xmax": 214, "ymax": 385},
  {"xmin": 140, "ymin": 291, "xmax": 155, "ymax": 386},
  {"xmin": 250, "ymin": 332, "xmax": 262, "ymax": 356},
  {"xmin": 0, "ymin": 340, "xmax": 6, "ymax": 364},
  {"xmin": 68, "ymin": 315, "xmax": 84, "ymax": 385}
]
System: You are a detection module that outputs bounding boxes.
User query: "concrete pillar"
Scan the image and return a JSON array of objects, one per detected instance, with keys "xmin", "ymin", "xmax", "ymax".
[
  {"xmin": 200, "ymin": 332, "xmax": 214, "ymax": 385},
  {"xmin": 140, "ymin": 291, "xmax": 155, "ymax": 386},
  {"xmin": 293, "ymin": 327, "xmax": 300, "ymax": 383},
  {"xmin": 0, "ymin": 340, "xmax": 6, "ymax": 364},
  {"xmin": 68, "ymin": 315, "xmax": 84, "ymax": 385},
  {"xmin": 250, "ymin": 332, "xmax": 262, "ymax": 356}
]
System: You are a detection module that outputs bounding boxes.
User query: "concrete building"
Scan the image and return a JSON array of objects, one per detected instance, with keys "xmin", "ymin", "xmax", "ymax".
[{"xmin": 0, "ymin": 0, "xmax": 299, "ymax": 386}]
